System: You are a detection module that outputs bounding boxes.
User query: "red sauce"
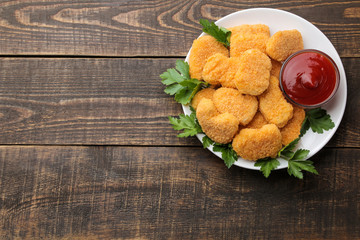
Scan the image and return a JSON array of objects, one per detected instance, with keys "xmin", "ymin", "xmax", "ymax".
[{"xmin": 280, "ymin": 50, "xmax": 339, "ymax": 107}]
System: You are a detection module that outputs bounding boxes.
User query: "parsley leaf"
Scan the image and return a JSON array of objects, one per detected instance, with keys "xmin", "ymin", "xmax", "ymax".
[
  {"xmin": 291, "ymin": 149, "xmax": 310, "ymax": 161},
  {"xmin": 202, "ymin": 135, "xmax": 214, "ymax": 149},
  {"xmin": 278, "ymin": 138, "xmax": 300, "ymax": 159},
  {"xmin": 288, "ymin": 159, "xmax": 318, "ymax": 179},
  {"xmin": 274, "ymin": 138, "xmax": 318, "ymax": 179},
  {"xmin": 254, "ymin": 157, "xmax": 280, "ymax": 178},
  {"xmin": 168, "ymin": 110, "xmax": 202, "ymax": 138},
  {"xmin": 299, "ymin": 117, "xmax": 310, "ymax": 137},
  {"xmin": 160, "ymin": 60, "xmax": 207, "ymax": 105},
  {"xmin": 282, "ymin": 142, "xmax": 318, "ymax": 179},
  {"xmin": 199, "ymin": 19, "xmax": 231, "ymax": 48},
  {"xmin": 212, "ymin": 143, "xmax": 238, "ymax": 168},
  {"xmin": 202, "ymin": 135, "xmax": 237, "ymax": 168},
  {"xmin": 302, "ymin": 108, "xmax": 335, "ymax": 134}
]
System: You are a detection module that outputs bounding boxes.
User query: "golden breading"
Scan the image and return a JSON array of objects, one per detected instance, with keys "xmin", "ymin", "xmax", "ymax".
[
  {"xmin": 245, "ymin": 111, "xmax": 268, "ymax": 129},
  {"xmin": 196, "ymin": 98, "xmax": 239, "ymax": 144},
  {"xmin": 212, "ymin": 87, "xmax": 258, "ymax": 126},
  {"xmin": 191, "ymin": 88, "xmax": 216, "ymax": 110},
  {"xmin": 220, "ymin": 57, "xmax": 241, "ymax": 88},
  {"xmin": 234, "ymin": 49, "xmax": 272, "ymax": 96},
  {"xmin": 189, "ymin": 35, "xmax": 229, "ymax": 80},
  {"xmin": 202, "ymin": 53, "xmax": 241, "ymax": 88},
  {"xmin": 266, "ymin": 29, "xmax": 304, "ymax": 62},
  {"xmin": 229, "ymin": 24, "xmax": 270, "ymax": 57},
  {"xmin": 270, "ymin": 59, "xmax": 282, "ymax": 79},
  {"xmin": 259, "ymin": 76, "xmax": 294, "ymax": 128},
  {"xmin": 228, "ymin": 24, "xmax": 270, "ymax": 36},
  {"xmin": 232, "ymin": 124, "xmax": 282, "ymax": 161},
  {"xmin": 231, "ymin": 34, "xmax": 270, "ymax": 57},
  {"xmin": 202, "ymin": 53, "xmax": 229, "ymax": 85},
  {"xmin": 280, "ymin": 105, "xmax": 305, "ymax": 145}
]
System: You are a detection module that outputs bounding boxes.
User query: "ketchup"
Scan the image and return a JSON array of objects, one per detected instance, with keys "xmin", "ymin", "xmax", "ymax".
[{"xmin": 280, "ymin": 50, "xmax": 339, "ymax": 107}]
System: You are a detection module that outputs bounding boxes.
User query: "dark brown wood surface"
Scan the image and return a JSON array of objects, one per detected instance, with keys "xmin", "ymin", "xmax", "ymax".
[{"xmin": 0, "ymin": 0, "xmax": 359, "ymax": 239}]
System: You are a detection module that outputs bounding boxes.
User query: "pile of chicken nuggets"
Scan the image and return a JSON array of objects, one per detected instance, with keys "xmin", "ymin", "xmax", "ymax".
[{"xmin": 189, "ymin": 24, "xmax": 305, "ymax": 161}]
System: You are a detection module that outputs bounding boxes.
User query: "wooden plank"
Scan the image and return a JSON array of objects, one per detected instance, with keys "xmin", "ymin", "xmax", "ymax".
[
  {"xmin": 0, "ymin": 1, "xmax": 359, "ymax": 57},
  {"xmin": 0, "ymin": 146, "xmax": 359, "ymax": 239},
  {"xmin": 0, "ymin": 57, "xmax": 358, "ymax": 147}
]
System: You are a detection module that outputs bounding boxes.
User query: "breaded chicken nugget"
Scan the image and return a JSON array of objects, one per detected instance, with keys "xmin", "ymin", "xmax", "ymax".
[
  {"xmin": 213, "ymin": 87, "xmax": 258, "ymax": 126},
  {"xmin": 189, "ymin": 35, "xmax": 229, "ymax": 80},
  {"xmin": 202, "ymin": 53, "xmax": 229, "ymax": 85},
  {"xmin": 245, "ymin": 111, "xmax": 268, "ymax": 129},
  {"xmin": 234, "ymin": 49, "xmax": 272, "ymax": 96},
  {"xmin": 280, "ymin": 106, "xmax": 305, "ymax": 145},
  {"xmin": 196, "ymin": 98, "xmax": 239, "ymax": 144},
  {"xmin": 232, "ymin": 124, "xmax": 282, "ymax": 161},
  {"xmin": 229, "ymin": 24, "xmax": 270, "ymax": 57},
  {"xmin": 259, "ymin": 76, "xmax": 293, "ymax": 128},
  {"xmin": 202, "ymin": 54, "xmax": 241, "ymax": 88},
  {"xmin": 231, "ymin": 34, "xmax": 270, "ymax": 57},
  {"xmin": 270, "ymin": 59, "xmax": 282, "ymax": 79},
  {"xmin": 221, "ymin": 57, "xmax": 242, "ymax": 88},
  {"xmin": 266, "ymin": 29, "xmax": 304, "ymax": 62},
  {"xmin": 191, "ymin": 88, "xmax": 216, "ymax": 110},
  {"xmin": 228, "ymin": 24, "xmax": 270, "ymax": 36}
]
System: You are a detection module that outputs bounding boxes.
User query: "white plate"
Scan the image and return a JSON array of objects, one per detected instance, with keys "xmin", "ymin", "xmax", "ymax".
[{"xmin": 183, "ymin": 8, "xmax": 347, "ymax": 170}]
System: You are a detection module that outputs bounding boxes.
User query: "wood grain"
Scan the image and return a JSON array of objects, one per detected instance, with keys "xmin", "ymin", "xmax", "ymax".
[
  {"xmin": 0, "ymin": 0, "xmax": 359, "ymax": 57},
  {"xmin": 0, "ymin": 146, "xmax": 359, "ymax": 239},
  {"xmin": 0, "ymin": 57, "xmax": 358, "ymax": 147}
]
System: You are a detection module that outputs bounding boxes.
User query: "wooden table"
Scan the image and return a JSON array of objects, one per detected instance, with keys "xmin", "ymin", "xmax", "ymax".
[{"xmin": 0, "ymin": 1, "xmax": 359, "ymax": 239}]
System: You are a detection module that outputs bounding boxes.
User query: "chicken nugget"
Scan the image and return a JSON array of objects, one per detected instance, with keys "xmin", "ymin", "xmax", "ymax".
[
  {"xmin": 202, "ymin": 54, "xmax": 241, "ymax": 88},
  {"xmin": 231, "ymin": 34, "xmax": 270, "ymax": 57},
  {"xmin": 229, "ymin": 24, "xmax": 270, "ymax": 57},
  {"xmin": 232, "ymin": 124, "xmax": 282, "ymax": 161},
  {"xmin": 266, "ymin": 29, "xmax": 304, "ymax": 62},
  {"xmin": 270, "ymin": 59, "xmax": 282, "ymax": 79},
  {"xmin": 189, "ymin": 35, "xmax": 229, "ymax": 80},
  {"xmin": 228, "ymin": 24, "xmax": 270, "ymax": 36},
  {"xmin": 220, "ymin": 57, "xmax": 241, "ymax": 88},
  {"xmin": 234, "ymin": 49, "xmax": 271, "ymax": 96},
  {"xmin": 280, "ymin": 105, "xmax": 305, "ymax": 145},
  {"xmin": 259, "ymin": 76, "xmax": 293, "ymax": 128},
  {"xmin": 196, "ymin": 98, "xmax": 239, "ymax": 144},
  {"xmin": 202, "ymin": 53, "xmax": 229, "ymax": 85},
  {"xmin": 191, "ymin": 88, "xmax": 216, "ymax": 110},
  {"xmin": 245, "ymin": 111, "xmax": 268, "ymax": 129},
  {"xmin": 213, "ymin": 87, "xmax": 258, "ymax": 126}
]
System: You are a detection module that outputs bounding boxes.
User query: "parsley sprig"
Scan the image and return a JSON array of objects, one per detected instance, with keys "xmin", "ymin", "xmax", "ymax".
[
  {"xmin": 160, "ymin": 60, "xmax": 207, "ymax": 105},
  {"xmin": 255, "ymin": 108, "xmax": 334, "ymax": 179},
  {"xmin": 301, "ymin": 107, "xmax": 335, "ymax": 136},
  {"xmin": 199, "ymin": 19, "xmax": 231, "ymax": 48},
  {"xmin": 255, "ymin": 138, "xmax": 317, "ymax": 179},
  {"xmin": 254, "ymin": 158, "xmax": 280, "ymax": 178},
  {"xmin": 169, "ymin": 108, "xmax": 239, "ymax": 168},
  {"xmin": 202, "ymin": 136, "xmax": 238, "ymax": 168},
  {"xmin": 168, "ymin": 107, "xmax": 202, "ymax": 138}
]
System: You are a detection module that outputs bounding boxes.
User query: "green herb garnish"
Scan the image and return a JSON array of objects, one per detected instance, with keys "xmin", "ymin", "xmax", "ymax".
[
  {"xmin": 199, "ymin": 19, "xmax": 231, "ymax": 48},
  {"xmin": 287, "ymin": 158, "xmax": 318, "ymax": 179},
  {"xmin": 212, "ymin": 143, "xmax": 238, "ymax": 168},
  {"xmin": 301, "ymin": 108, "xmax": 335, "ymax": 135},
  {"xmin": 256, "ymin": 137, "xmax": 318, "ymax": 179},
  {"xmin": 201, "ymin": 135, "xmax": 214, "ymax": 149},
  {"xmin": 255, "ymin": 157, "xmax": 280, "ymax": 178},
  {"xmin": 160, "ymin": 60, "xmax": 207, "ymax": 105},
  {"xmin": 169, "ymin": 107, "xmax": 202, "ymax": 138},
  {"xmin": 201, "ymin": 136, "xmax": 238, "ymax": 168},
  {"xmin": 255, "ymin": 107, "xmax": 334, "ymax": 179}
]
